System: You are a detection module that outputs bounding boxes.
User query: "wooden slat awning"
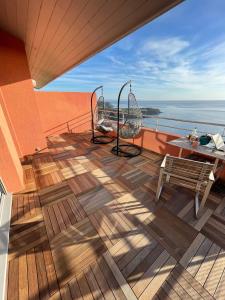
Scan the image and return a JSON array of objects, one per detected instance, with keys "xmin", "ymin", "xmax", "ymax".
[{"xmin": 0, "ymin": 0, "xmax": 182, "ymax": 88}]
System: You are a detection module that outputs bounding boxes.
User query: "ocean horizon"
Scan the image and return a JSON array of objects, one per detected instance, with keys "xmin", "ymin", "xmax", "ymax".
[{"xmin": 109, "ymin": 100, "xmax": 225, "ymax": 136}]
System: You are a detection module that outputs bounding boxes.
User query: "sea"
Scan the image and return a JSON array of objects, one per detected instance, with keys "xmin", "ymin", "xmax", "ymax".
[{"xmin": 109, "ymin": 100, "xmax": 225, "ymax": 137}]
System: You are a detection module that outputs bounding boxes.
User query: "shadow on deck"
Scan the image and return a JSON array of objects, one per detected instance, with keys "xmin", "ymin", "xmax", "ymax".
[{"xmin": 7, "ymin": 132, "xmax": 225, "ymax": 300}]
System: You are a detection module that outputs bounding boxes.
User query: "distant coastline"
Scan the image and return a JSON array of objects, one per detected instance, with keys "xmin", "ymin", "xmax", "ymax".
[
  {"xmin": 104, "ymin": 101, "xmax": 161, "ymax": 116},
  {"xmin": 106, "ymin": 100, "xmax": 225, "ymax": 136},
  {"xmin": 140, "ymin": 107, "xmax": 161, "ymax": 117}
]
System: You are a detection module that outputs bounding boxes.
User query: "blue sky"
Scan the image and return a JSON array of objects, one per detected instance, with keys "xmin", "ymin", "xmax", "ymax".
[{"xmin": 41, "ymin": 0, "xmax": 225, "ymax": 100}]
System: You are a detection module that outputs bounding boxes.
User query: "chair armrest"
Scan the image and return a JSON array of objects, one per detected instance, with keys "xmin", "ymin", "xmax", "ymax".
[
  {"xmin": 209, "ymin": 171, "xmax": 215, "ymax": 182},
  {"xmin": 160, "ymin": 155, "xmax": 167, "ymax": 168}
]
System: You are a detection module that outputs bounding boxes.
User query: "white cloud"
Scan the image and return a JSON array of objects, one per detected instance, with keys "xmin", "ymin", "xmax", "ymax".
[
  {"xmin": 133, "ymin": 36, "xmax": 225, "ymax": 99},
  {"xmin": 43, "ymin": 35, "xmax": 225, "ymax": 100},
  {"xmin": 107, "ymin": 55, "xmax": 125, "ymax": 66},
  {"xmin": 139, "ymin": 37, "xmax": 190, "ymax": 58}
]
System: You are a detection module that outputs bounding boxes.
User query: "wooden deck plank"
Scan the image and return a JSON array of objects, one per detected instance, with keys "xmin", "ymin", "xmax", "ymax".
[
  {"xmin": 7, "ymin": 133, "xmax": 225, "ymax": 300},
  {"xmin": 47, "ymin": 207, "xmax": 61, "ymax": 237},
  {"xmin": 138, "ymin": 256, "xmax": 176, "ymax": 300},
  {"xmin": 76, "ymin": 272, "xmax": 94, "ymax": 300},
  {"xmin": 144, "ymin": 206, "xmax": 198, "ymax": 261},
  {"xmin": 68, "ymin": 172, "xmax": 100, "ymax": 196},
  {"xmin": 186, "ymin": 238, "xmax": 213, "ymax": 277},
  {"xmin": 175, "ymin": 264, "xmax": 214, "ymax": 299},
  {"xmin": 89, "ymin": 213, "xmax": 114, "ymax": 249},
  {"xmin": 128, "ymin": 243, "xmax": 164, "ymax": 288},
  {"xmin": 179, "ymin": 233, "xmax": 205, "ymax": 268},
  {"xmin": 43, "ymin": 208, "xmax": 55, "ymax": 240},
  {"xmin": 11, "ymin": 195, "xmax": 18, "ymax": 223},
  {"xmin": 166, "ymin": 272, "xmax": 193, "ymax": 299},
  {"xmin": 170, "ymin": 266, "xmax": 203, "ymax": 299},
  {"xmin": 103, "ymin": 251, "xmax": 137, "ymax": 300},
  {"xmin": 9, "ymin": 223, "xmax": 48, "ymax": 261},
  {"xmin": 39, "ymin": 182, "xmax": 74, "ymax": 207},
  {"xmin": 91, "ymin": 260, "xmax": 115, "ymax": 300},
  {"xmin": 68, "ymin": 277, "xmax": 82, "ymax": 300},
  {"xmin": 51, "ymin": 218, "xmax": 107, "ymax": 287},
  {"xmin": 35, "ymin": 245, "xmax": 50, "ymax": 300},
  {"xmin": 78, "ymin": 187, "xmax": 114, "ymax": 215},
  {"xmin": 57, "ymin": 200, "xmax": 72, "ymax": 227},
  {"xmin": 117, "ymin": 233, "xmax": 151, "ymax": 270},
  {"xmin": 18, "ymin": 254, "xmax": 28, "ymax": 300},
  {"xmin": 85, "ymin": 266, "xmax": 105, "ymax": 300},
  {"xmin": 214, "ymin": 265, "xmax": 225, "ymax": 299},
  {"xmin": 204, "ymin": 248, "xmax": 225, "ymax": 296},
  {"xmin": 27, "ymin": 248, "xmax": 39, "ymax": 300},
  {"xmin": 53, "ymin": 204, "xmax": 67, "ymax": 231},
  {"xmin": 156, "ymin": 286, "xmax": 173, "ymax": 300},
  {"xmin": 99, "ymin": 257, "xmax": 127, "ymax": 300},
  {"xmin": 122, "ymin": 239, "xmax": 158, "ymax": 279},
  {"xmin": 7, "ymin": 257, "xmax": 19, "ymax": 300},
  {"xmin": 132, "ymin": 250, "xmax": 173, "ymax": 298},
  {"xmin": 195, "ymin": 242, "xmax": 220, "ymax": 286},
  {"xmin": 42, "ymin": 242, "xmax": 59, "ymax": 296},
  {"xmin": 160, "ymin": 281, "xmax": 181, "ymax": 300},
  {"xmin": 59, "ymin": 285, "xmax": 72, "ymax": 300}
]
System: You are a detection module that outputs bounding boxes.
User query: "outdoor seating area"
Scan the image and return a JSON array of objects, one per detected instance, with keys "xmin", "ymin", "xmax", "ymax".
[
  {"xmin": 91, "ymin": 81, "xmax": 143, "ymax": 157},
  {"xmin": 7, "ymin": 132, "xmax": 225, "ymax": 300},
  {"xmin": 2, "ymin": 1, "xmax": 225, "ymax": 300}
]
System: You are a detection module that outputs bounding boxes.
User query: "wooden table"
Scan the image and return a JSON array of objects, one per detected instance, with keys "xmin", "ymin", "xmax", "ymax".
[{"xmin": 167, "ymin": 137, "xmax": 225, "ymax": 173}]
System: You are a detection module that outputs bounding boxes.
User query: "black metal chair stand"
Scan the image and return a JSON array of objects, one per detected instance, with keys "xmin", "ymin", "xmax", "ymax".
[
  {"xmin": 111, "ymin": 80, "xmax": 142, "ymax": 157},
  {"xmin": 90, "ymin": 86, "xmax": 115, "ymax": 145}
]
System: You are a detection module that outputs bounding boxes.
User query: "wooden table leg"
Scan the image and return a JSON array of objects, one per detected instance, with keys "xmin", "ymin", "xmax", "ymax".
[{"xmin": 213, "ymin": 158, "xmax": 219, "ymax": 173}]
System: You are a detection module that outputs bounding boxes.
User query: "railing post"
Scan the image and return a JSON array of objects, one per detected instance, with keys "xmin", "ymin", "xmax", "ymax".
[
  {"xmin": 0, "ymin": 178, "xmax": 12, "ymax": 300},
  {"xmin": 67, "ymin": 122, "xmax": 70, "ymax": 133},
  {"xmin": 156, "ymin": 118, "xmax": 159, "ymax": 131}
]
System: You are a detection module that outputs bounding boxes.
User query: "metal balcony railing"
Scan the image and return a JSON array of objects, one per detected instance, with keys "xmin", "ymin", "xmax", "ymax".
[
  {"xmin": 44, "ymin": 107, "xmax": 225, "ymax": 138},
  {"xmin": 0, "ymin": 178, "xmax": 12, "ymax": 300},
  {"xmin": 99, "ymin": 109, "xmax": 225, "ymax": 137},
  {"xmin": 144, "ymin": 115, "xmax": 225, "ymax": 137},
  {"xmin": 0, "ymin": 177, "xmax": 7, "ymax": 204}
]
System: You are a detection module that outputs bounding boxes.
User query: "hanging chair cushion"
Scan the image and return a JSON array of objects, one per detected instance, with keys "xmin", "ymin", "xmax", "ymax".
[
  {"xmin": 97, "ymin": 118, "xmax": 105, "ymax": 125},
  {"xmin": 96, "ymin": 119, "xmax": 114, "ymax": 133},
  {"xmin": 120, "ymin": 121, "xmax": 141, "ymax": 138},
  {"xmin": 118, "ymin": 92, "xmax": 143, "ymax": 139},
  {"xmin": 94, "ymin": 94, "xmax": 115, "ymax": 134},
  {"xmin": 96, "ymin": 124, "xmax": 113, "ymax": 133}
]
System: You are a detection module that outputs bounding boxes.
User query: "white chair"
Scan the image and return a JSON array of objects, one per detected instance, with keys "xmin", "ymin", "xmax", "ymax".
[{"xmin": 156, "ymin": 154, "xmax": 215, "ymax": 217}]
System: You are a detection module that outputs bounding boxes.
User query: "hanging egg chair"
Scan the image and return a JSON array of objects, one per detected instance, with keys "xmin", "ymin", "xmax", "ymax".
[
  {"xmin": 111, "ymin": 81, "xmax": 142, "ymax": 157},
  {"xmin": 91, "ymin": 86, "xmax": 115, "ymax": 144}
]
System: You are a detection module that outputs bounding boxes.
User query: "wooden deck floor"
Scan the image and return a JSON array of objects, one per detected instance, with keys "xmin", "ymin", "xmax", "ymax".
[{"xmin": 7, "ymin": 132, "xmax": 225, "ymax": 300}]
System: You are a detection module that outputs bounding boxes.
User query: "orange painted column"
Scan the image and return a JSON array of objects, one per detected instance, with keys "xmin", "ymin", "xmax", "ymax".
[
  {"xmin": 0, "ymin": 29, "xmax": 46, "ymax": 156},
  {"xmin": 0, "ymin": 89, "xmax": 24, "ymax": 192}
]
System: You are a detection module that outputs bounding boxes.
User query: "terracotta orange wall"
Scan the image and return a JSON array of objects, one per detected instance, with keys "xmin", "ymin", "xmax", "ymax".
[
  {"xmin": 0, "ymin": 29, "xmax": 46, "ymax": 156},
  {"xmin": 0, "ymin": 88, "xmax": 24, "ymax": 192},
  {"xmin": 0, "ymin": 29, "xmax": 96, "ymax": 191},
  {"xmin": 129, "ymin": 127, "xmax": 181, "ymax": 156},
  {"xmin": 34, "ymin": 91, "xmax": 94, "ymax": 136}
]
